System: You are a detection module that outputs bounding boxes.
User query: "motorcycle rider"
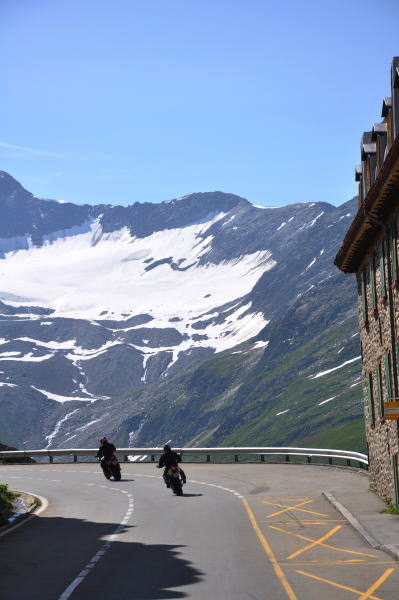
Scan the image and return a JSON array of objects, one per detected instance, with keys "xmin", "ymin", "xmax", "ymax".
[
  {"xmin": 158, "ymin": 444, "xmax": 187, "ymax": 487},
  {"xmin": 96, "ymin": 437, "xmax": 116, "ymax": 473}
]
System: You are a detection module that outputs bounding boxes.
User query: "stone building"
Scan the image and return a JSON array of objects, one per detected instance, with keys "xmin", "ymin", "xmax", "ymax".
[{"xmin": 335, "ymin": 57, "xmax": 399, "ymax": 508}]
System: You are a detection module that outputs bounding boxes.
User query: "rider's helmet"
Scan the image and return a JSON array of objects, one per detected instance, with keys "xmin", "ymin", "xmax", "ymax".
[
  {"xmin": 163, "ymin": 444, "xmax": 171, "ymax": 452},
  {"xmin": 100, "ymin": 437, "xmax": 107, "ymax": 444}
]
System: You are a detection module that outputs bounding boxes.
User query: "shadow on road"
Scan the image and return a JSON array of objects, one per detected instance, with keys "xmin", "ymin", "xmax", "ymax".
[
  {"xmin": 181, "ymin": 493, "xmax": 203, "ymax": 498},
  {"xmin": 0, "ymin": 514, "xmax": 203, "ymax": 600}
]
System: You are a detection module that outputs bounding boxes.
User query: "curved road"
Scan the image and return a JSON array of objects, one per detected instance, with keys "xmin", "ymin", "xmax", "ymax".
[{"xmin": 0, "ymin": 463, "xmax": 398, "ymax": 599}]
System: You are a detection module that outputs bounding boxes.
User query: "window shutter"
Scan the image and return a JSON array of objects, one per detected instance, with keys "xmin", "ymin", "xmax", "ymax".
[
  {"xmin": 391, "ymin": 225, "xmax": 398, "ymax": 282},
  {"xmin": 370, "ymin": 257, "xmax": 377, "ymax": 310},
  {"xmin": 375, "ymin": 364, "xmax": 384, "ymax": 417},
  {"xmin": 380, "ymin": 249, "xmax": 386, "ymax": 297},
  {"xmin": 361, "ymin": 270, "xmax": 368, "ymax": 323},
  {"xmin": 384, "ymin": 353, "xmax": 392, "ymax": 401},
  {"xmin": 367, "ymin": 372, "xmax": 375, "ymax": 425}
]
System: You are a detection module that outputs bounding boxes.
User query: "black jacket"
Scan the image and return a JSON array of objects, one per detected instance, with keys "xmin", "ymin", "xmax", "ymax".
[
  {"xmin": 158, "ymin": 450, "xmax": 181, "ymax": 468},
  {"xmin": 97, "ymin": 441, "xmax": 116, "ymax": 459}
]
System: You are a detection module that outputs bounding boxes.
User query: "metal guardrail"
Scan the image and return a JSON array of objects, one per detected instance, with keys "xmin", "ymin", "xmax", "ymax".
[{"xmin": 0, "ymin": 446, "xmax": 368, "ymax": 468}]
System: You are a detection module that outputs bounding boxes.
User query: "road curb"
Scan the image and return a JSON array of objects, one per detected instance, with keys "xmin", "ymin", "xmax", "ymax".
[
  {"xmin": 0, "ymin": 491, "xmax": 48, "ymax": 538},
  {"xmin": 322, "ymin": 491, "xmax": 382, "ymax": 550}
]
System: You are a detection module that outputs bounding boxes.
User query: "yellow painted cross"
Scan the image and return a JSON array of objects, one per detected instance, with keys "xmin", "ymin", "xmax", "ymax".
[
  {"xmin": 296, "ymin": 568, "xmax": 395, "ymax": 600},
  {"xmin": 262, "ymin": 498, "xmax": 329, "ymax": 519},
  {"xmin": 269, "ymin": 525, "xmax": 377, "ymax": 559}
]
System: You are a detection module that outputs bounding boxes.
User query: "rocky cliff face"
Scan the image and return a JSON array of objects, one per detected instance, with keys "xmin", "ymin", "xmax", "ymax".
[{"xmin": 0, "ymin": 171, "xmax": 361, "ymax": 450}]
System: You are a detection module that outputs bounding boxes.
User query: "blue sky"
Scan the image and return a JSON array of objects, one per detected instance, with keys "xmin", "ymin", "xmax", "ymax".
[{"xmin": 1, "ymin": 0, "xmax": 398, "ymax": 207}]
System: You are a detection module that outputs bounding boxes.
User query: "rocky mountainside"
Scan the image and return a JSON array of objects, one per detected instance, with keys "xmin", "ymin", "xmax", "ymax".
[{"xmin": 0, "ymin": 171, "xmax": 362, "ymax": 451}]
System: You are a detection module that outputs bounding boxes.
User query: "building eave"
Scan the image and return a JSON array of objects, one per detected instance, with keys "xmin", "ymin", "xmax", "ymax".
[{"xmin": 335, "ymin": 135, "xmax": 399, "ymax": 273}]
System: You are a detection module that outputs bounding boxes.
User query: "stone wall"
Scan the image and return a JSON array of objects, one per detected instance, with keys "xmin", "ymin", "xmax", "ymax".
[{"xmin": 357, "ymin": 217, "xmax": 399, "ymax": 504}]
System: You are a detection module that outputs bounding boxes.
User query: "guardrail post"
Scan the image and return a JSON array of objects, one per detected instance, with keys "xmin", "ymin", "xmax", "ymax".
[
  {"xmin": 347, "ymin": 459, "xmax": 351, "ymax": 467},
  {"xmin": 234, "ymin": 455, "xmax": 238, "ymax": 463},
  {"xmin": 328, "ymin": 457, "xmax": 333, "ymax": 465},
  {"xmin": 151, "ymin": 455, "xmax": 155, "ymax": 462},
  {"xmin": 207, "ymin": 455, "xmax": 211, "ymax": 463},
  {"xmin": 74, "ymin": 455, "xmax": 77, "ymax": 463},
  {"xmin": 49, "ymin": 456, "xmax": 53, "ymax": 464},
  {"xmin": 124, "ymin": 455, "xmax": 128, "ymax": 462},
  {"xmin": 285, "ymin": 455, "xmax": 290, "ymax": 462},
  {"xmin": 307, "ymin": 456, "xmax": 311, "ymax": 464},
  {"xmin": 260, "ymin": 454, "xmax": 265, "ymax": 462}
]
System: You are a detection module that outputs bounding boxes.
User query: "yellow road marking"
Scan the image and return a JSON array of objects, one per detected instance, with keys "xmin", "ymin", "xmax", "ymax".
[
  {"xmin": 257, "ymin": 519, "xmax": 347, "ymax": 524},
  {"xmin": 281, "ymin": 560, "xmax": 396, "ymax": 566},
  {"xmin": 269, "ymin": 525, "xmax": 377, "ymax": 558},
  {"xmin": 287, "ymin": 525, "xmax": 342, "ymax": 559},
  {"xmin": 280, "ymin": 497, "xmax": 313, "ymax": 501},
  {"xmin": 295, "ymin": 570, "xmax": 383, "ymax": 600},
  {"xmin": 262, "ymin": 499, "xmax": 329, "ymax": 518},
  {"xmin": 242, "ymin": 499, "xmax": 298, "ymax": 600},
  {"xmin": 357, "ymin": 569, "xmax": 396, "ymax": 600}
]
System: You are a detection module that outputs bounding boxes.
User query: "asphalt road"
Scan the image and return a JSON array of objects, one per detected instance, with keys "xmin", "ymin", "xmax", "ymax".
[{"xmin": 0, "ymin": 463, "xmax": 398, "ymax": 600}]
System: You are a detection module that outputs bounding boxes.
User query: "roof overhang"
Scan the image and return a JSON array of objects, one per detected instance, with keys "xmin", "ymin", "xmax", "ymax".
[
  {"xmin": 372, "ymin": 122, "xmax": 387, "ymax": 139},
  {"xmin": 382, "ymin": 97, "xmax": 392, "ymax": 117},
  {"xmin": 335, "ymin": 135, "xmax": 399, "ymax": 273}
]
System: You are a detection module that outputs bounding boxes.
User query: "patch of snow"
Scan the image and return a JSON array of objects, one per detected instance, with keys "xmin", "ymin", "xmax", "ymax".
[
  {"xmin": 44, "ymin": 408, "xmax": 80, "ymax": 448},
  {"xmin": 253, "ymin": 340, "xmax": 269, "ymax": 350},
  {"xmin": 288, "ymin": 216, "xmax": 294, "ymax": 222},
  {"xmin": 309, "ymin": 356, "xmax": 361, "ymax": 379},
  {"xmin": 31, "ymin": 385, "xmax": 95, "ymax": 403},
  {"xmin": 65, "ymin": 340, "xmax": 123, "ymax": 363},
  {"xmin": 222, "ymin": 215, "xmax": 236, "ymax": 227},
  {"xmin": 252, "ymin": 205, "xmax": 282, "ymax": 209},
  {"xmin": 16, "ymin": 337, "xmax": 77, "ymax": 350},
  {"xmin": 350, "ymin": 381, "xmax": 362, "ymax": 388},
  {"xmin": 318, "ymin": 396, "xmax": 337, "ymax": 406},
  {"xmin": 304, "ymin": 258, "xmax": 316, "ymax": 271},
  {"xmin": 277, "ymin": 222, "xmax": 287, "ymax": 231},
  {"xmin": 351, "ymin": 332, "xmax": 359, "ymax": 338},
  {"xmin": 337, "ymin": 347, "xmax": 344, "ymax": 354},
  {"xmin": 0, "ymin": 382, "xmax": 17, "ymax": 387},
  {"xmin": 74, "ymin": 417, "xmax": 106, "ymax": 432},
  {"xmin": 276, "ymin": 409, "xmax": 290, "ymax": 416},
  {"xmin": 0, "ymin": 352, "xmax": 54, "ymax": 362},
  {"xmin": 308, "ymin": 212, "xmax": 324, "ymax": 227},
  {"xmin": 320, "ymin": 249, "xmax": 325, "ymax": 255},
  {"xmin": 0, "ymin": 214, "xmax": 278, "ymax": 354}
]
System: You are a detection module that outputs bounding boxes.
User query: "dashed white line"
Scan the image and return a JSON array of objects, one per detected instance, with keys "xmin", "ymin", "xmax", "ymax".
[{"xmin": 57, "ymin": 484, "xmax": 134, "ymax": 600}]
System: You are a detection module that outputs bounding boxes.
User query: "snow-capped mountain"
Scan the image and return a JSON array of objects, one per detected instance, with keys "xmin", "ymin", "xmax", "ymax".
[{"xmin": 0, "ymin": 171, "xmax": 359, "ymax": 450}]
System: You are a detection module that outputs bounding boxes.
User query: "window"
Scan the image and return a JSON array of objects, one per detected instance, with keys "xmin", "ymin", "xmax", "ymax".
[
  {"xmin": 370, "ymin": 255, "xmax": 377, "ymax": 311},
  {"xmin": 380, "ymin": 244, "xmax": 387, "ymax": 298},
  {"xmin": 366, "ymin": 372, "xmax": 375, "ymax": 426},
  {"xmin": 361, "ymin": 269, "xmax": 368, "ymax": 325},
  {"xmin": 375, "ymin": 364, "xmax": 384, "ymax": 417},
  {"xmin": 391, "ymin": 224, "xmax": 398, "ymax": 284},
  {"xmin": 384, "ymin": 353, "xmax": 392, "ymax": 401}
]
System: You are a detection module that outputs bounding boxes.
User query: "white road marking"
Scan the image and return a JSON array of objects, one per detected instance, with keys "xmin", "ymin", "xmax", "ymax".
[{"xmin": 58, "ymin": 485, "xmax": 134, "ymax": 600}]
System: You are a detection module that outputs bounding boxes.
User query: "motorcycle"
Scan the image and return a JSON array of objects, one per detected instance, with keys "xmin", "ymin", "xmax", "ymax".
[
  {"xmin": 100, "ymin": 455, "xmax": 121, "ymax": 481},
  {"xmin": 166, "ymin": 466, "xmax": 183, "ymax": 495}
]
